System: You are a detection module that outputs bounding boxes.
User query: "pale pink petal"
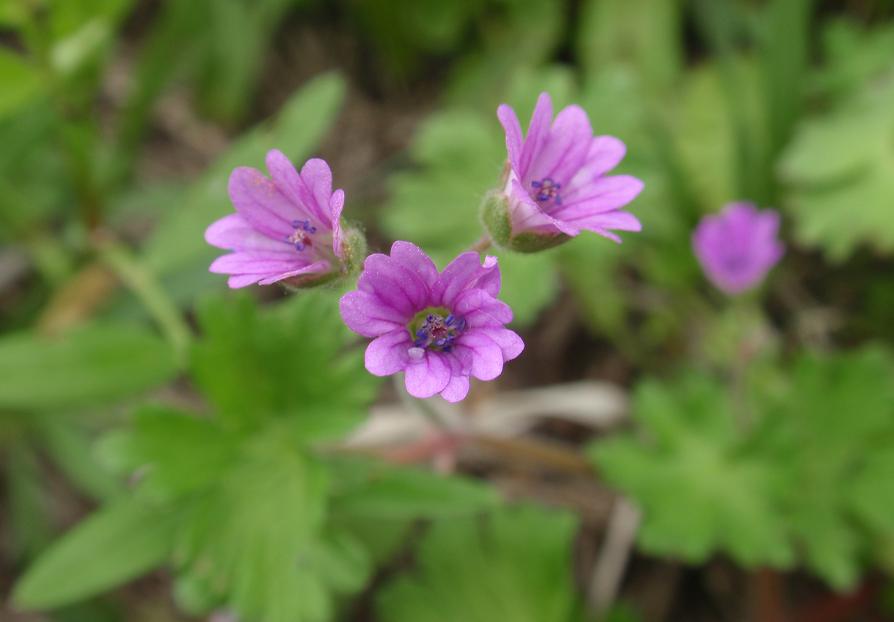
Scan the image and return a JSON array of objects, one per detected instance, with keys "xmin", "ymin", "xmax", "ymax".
[
  {"xmin": 455, "ymin": 331, "xmax": 505, "ymax": 381},
  {"xmin": 557, "ymin": 175, "xmax": 644, "ymax": 216},
  {"xmin": 497, "ymin": 104, "xmax": 524, "ymax": 174},
  {"xmin": 299, "ymin": 158, "xmax": 335, "ymax": 224},
  {"xmin": 519, "ymin": 93, "xmax": 553, "ymax": 177},
  {"xmin": 474, "ymin": 327, "xmax": 524, "ymax": 361},
  {"xmin": 390, "ymin": 241, "xmax": 439, "ymax": 290},
  {"xmin": 256, "ymin": 260, "xmax": 331, "ymax": 285},
  {"xmin": 527, "ymin": 104, "xmax": 592, "ymax": 186},
  {"xmin": 404, "ymin": 352, "xmax": 451, "ymax": 398},
  {"xmin": 339, "ymin": 290, "xmax": 406, "ymax": 338},
  {"xmin": 440, "ymin": 375, "xmax": 470, "ymax": 403},
  {"xmin": 228, "ymin": 167, "xmax": 301, "ymax": 239},
  {"xmin": 365, "ymin": 329, "xmax": 411, "ymax": 376},
  {"xmin": 330, "ymin": 188, "xmax": 345, "ymax": 258}
]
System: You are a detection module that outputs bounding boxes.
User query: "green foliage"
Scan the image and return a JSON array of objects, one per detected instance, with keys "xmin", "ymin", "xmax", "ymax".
[
  {"xmin": 330, "ymin": 460, "xmax": 500, "ymax": 519},
  {"xmin": 13, "ymin": 497, "xmax": 177, "ymax": 610},
  {"xmin": 174, "ymin": 429, "xmax": 338, "ymax": 622},
  {"xmin": 15, "ymin": 293, "xmax": 499, "ymax": 620},
  {"xmin": 0, "ymin": 324, "xmax": 177, "ymax": 411},
  {"xmin": 577, "ymin": 0, "xmax": 682, "ymax": 92},
  {"xmin": 592, "ymin": 348, "xmax": 894, "ymax": 589},
  {"xmin": 0, "ymin": 49, "xmax": 45, "ymax": 121},
  {"xmin": 593, "ymin": 375, "xmax": 793, "ymax": 567},
  {"xmin": 377, "ymin": 506, "xmax": 584, "ymax": 622},
  {"xmin": 191, "ymin": 291, "xmax": 378, "ymax": 435},
  {"xmin": 780, "ymin": 74, "xmax": 894, "ymax": 260}
]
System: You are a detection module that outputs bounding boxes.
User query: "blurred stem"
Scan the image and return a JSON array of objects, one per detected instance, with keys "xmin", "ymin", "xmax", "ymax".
[
  {"xmin": 96, "ymin": 237, "xmax": 191, "ymax": 365},
  {"xmin": 468, "ymin": 234, "xmax": 492, "ymax": 253},
  {"xmin": 392, "ymin": 374, "xmax": 454, "ymax": 432}
]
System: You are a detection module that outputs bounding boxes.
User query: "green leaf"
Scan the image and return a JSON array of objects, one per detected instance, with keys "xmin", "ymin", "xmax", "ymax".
[
  {"xmin": 174, "ymin": 429, "xmax": 352, "ymax": 622},
  {"xmin": 331, "ymin": 461, "xmax": 499, "ymax": 519},
  {"xmin": 119, "ymin": 406, "xmax": 239, "ymax": 498},
  {"xmin": 13, "ymin": 497, "xmax": 176, "ymax": 610},
  {"xmin": 591, "ymin": 374, "xmax": 794, "ymax": 567},
  {"xmin": 38, "ymin": 419, "xmax": 122, "ymax": 500},
  {"xmin": 767, "ymin": 348, "xmax": 894, "ymax": 589},
  {"xmin": 377, "ymin": 506, "xmax": 583, "ymax": 622},
  {"xmin": 0, "ymin": 49, "xmax": 44, "ymax": 121},
  {"xmin": 143, "ymin": 72, "xmax": 346, "ymax": 296},
  {"xmin": 190, "ymin": 291, "xmax": 378, "ymax": 434},
  {"xmin": 0, "ymin": 324, "xmax": 177, "ymax": 411},
  {"xmin": 577, "ymin": 0, "xmax": 682, "ymax": 92},
  {"xmin": 779, "ymin": 75, "xmax": 894, "ymax": 260},
  {"xmin": 5, "ymin": 446, "xmax": 54, "ymax": 561}
]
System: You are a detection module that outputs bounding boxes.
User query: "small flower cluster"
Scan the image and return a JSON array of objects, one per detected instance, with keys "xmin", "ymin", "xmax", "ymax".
[{"xmin": 205, "ymin": 91, "xmax": 785, "ymax": 401}]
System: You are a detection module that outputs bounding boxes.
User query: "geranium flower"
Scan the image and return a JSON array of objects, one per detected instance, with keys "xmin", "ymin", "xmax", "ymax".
[
  {"xmin": 205, "ymin": 150, "xmax": 358, "ymax": 288},
  {"xmin": 339, "ymin": 242, "xmax": 523, "ymax": 402},
  {"xmin": 693, "ymin": 202, "xmax": 785, "ymax": 294},
  {"xmin": 486, "ymin": 92, "xmax": 644, "ymax": 251}
]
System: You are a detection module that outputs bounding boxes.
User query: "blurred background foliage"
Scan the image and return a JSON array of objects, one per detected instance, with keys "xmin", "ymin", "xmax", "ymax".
[{"xmin": 2, "ymin": 0, "xmax": 894, "ymax": 621}]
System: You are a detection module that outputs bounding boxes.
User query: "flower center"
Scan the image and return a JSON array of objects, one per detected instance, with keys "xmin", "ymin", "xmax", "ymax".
[
  {"xmin": 531, "ymin": 177, "xmax": 562, "ymax": 206},
  {"xmin": 287, "ymin": 219, "xmax": 317, "ymax": 251},
  {"xmin": 407, "ymin": 307, "xmax": 466, "ymax": 354}
]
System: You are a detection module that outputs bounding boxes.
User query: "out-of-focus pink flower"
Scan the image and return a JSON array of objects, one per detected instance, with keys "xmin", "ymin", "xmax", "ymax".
[
  {"xmin": 487, "ymin": 92, "xmax": 643, "ymax": 251},
  {"xmin": 693, "ymin": 202, "xmax": 785, "ymax": 295},
  {"xmin": 205, "ymin": 150, "xmax": 354, "ymax": 288},
  {"xmin": 339, "ymin": 242, "xmax": 523, "ymax": 402}
]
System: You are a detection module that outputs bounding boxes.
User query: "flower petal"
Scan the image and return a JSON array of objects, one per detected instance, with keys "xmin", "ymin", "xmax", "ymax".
[
  {"xmin": 404, "ymin": 352, "xmax": 451, "ymax": 398},
  {"xmin": 474, "ymin": 327, "xmax": 524, "ymax": 361},
  {"xmin": 359, "ymin": 253, "xmax": 430, "ymax": 316},
  {"xmin": 456, "ymin": 330, "xmax": 505, "ymax": 381},
  {"xmin": 497, "ymin": 103, "xmax": 524, "ymax": 174},
  {"xmin": 519, "ymin": 92, "xmax": 553, "ymax": 177},
  {"xmin": 299, "ymin": 158, "xmax": 335, "ymax": 225},
  {"xmin": 440, "ymin": 374, "xmax": 470, "ymax": 402},
  {"xmin": 432, "ymin": 252, "xmax": 501, "ymax": 308},
  {"xmin": 390, "ymin": 241, "xmax": 439, "ymax": 290},
  {"xmin": 527, "ymin": 104, "xmax": 592, "ymax": 186},
  {"xmin": 256, "ymin": 260, "xmax": 331, "ymax": 285},
  {"xmin": 571, "ymin": 135, "xmax": 627, "ymax": 183},
  {"xmin": 365, "ymin": 329, "xmax": 411, "ymax": 376},
  {"xmin": 339, "ymin": 290, "xmax": 407, "ymax": 338},
  {"xmin": 506, "ymin": 178, "xmax": 580, "ymax": 237},
  {"xmin": 228, "ymin": 167, "xmax": 302, "ymax": 239},
  {"xmin": 227, "ymin": 274, "xmax": 264, "ymax": 288},
  {"xmin": 558, "ymin": 175, "xmax": 644, "ymax": 216},
  {"xmin": 205, "ymin": 214, "xmax": 290, "ymax": 253},
  {"xmin": 453, "ymin": 289, "xmax": 513, "ymax": 326},
  {"xmin": 330, "ymin": 188, "xmax": 345, "ymax": 258},
  {"xmin": 209, "ymin": 252, "xmax": 305, "ymax": 275}
]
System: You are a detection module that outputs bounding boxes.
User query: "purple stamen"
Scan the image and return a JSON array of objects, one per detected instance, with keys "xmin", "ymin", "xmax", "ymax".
[
  {"xmin": 531, "ymin": 177, "xmax": 561, "ymax": 206},
  {"xmin": 412, "ymin": 312, "xmax": 466, "ymax": 352}
]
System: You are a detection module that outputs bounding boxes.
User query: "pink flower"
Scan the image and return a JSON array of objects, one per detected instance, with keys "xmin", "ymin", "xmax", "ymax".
[
  {"xmin": 205, "ymin": 150, "xmax": 351, "ymax": 288},
  {"xmin": 489, "ymin": 92, "xmax": 643, "ymax": 251},
  {"xmin": 693, "ymin": 202, "xmax": 785, "ymax": 295},
  {"xmin": 339, "ymin": 242, "xmax": 524, "ymax": 402}
]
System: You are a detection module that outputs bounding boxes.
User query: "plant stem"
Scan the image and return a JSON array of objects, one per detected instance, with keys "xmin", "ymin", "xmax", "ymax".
[
  {"xmin": 96, "ymin": 237, "xmax": 192, "ymax": 365},
  {"xmin": 468, "ymin": 234, "xmax": 492, "ymax": 253}
]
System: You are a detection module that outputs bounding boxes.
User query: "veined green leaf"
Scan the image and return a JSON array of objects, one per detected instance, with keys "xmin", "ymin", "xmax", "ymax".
[
  {"xmin": 13, "ymin": 497, "xmax": 176, "ymax": 610},
  {"xmin": 0, "ymin": 324, "xmax": 177, "ymax": 411}
]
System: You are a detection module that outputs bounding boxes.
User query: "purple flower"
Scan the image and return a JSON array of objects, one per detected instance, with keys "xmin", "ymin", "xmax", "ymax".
[
  {"xmin": 692, "ymin": 202, "xmax": 785, "ymax": 295},
  {"xmin": 205, "ymin": 150, "xmax": 350, "ymax": 288},
  {"xmin": 490, "ymin": 92, "xmax": 643, "ymax": 250},
  {"xmin": 339, "ymin": 242, "xmax": 524, "ymax": 402}
]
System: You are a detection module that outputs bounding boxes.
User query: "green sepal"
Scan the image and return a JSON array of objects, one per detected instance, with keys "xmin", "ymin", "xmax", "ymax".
[{"xmin": 480, "ymin": 190, "xmax": 570, "ymax": 253}]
